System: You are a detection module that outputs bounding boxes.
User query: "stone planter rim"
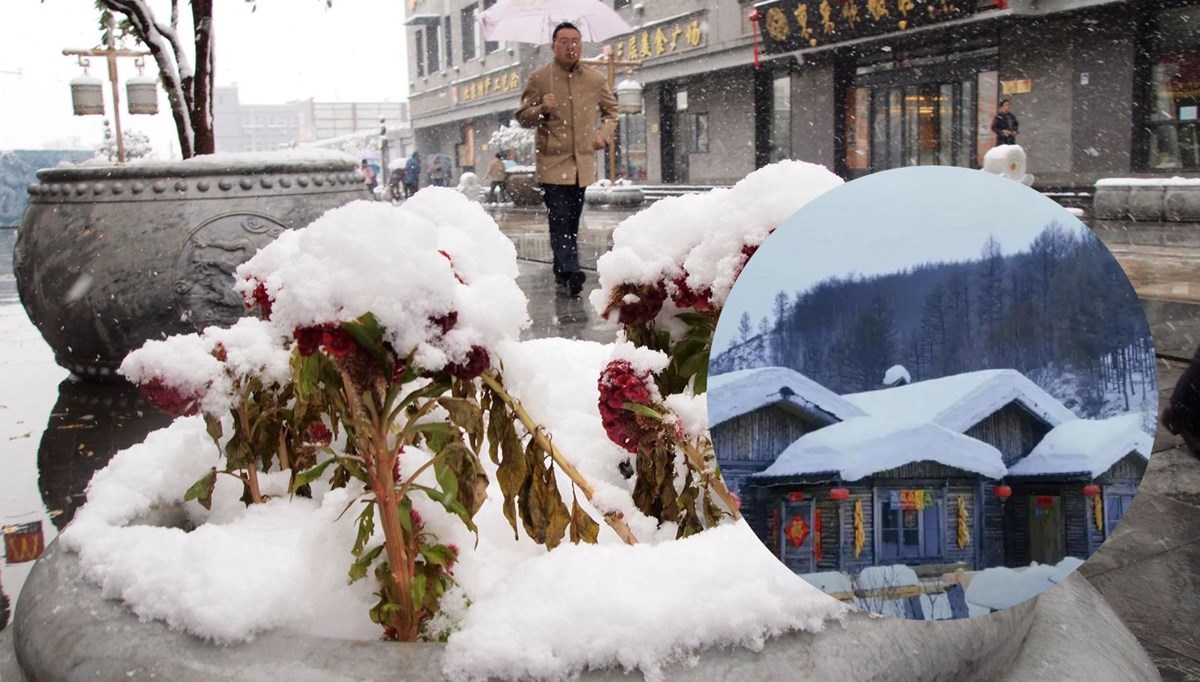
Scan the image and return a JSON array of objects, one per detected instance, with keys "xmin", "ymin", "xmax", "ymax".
[{"xmin": 34, "ymin": 156, "xmax": 360, "ymax": 183}]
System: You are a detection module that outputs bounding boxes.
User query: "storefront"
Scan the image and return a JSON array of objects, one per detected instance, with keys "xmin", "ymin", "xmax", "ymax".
[{"xmin": 1140, "ymin": 3, "xmax": 1200, "ymax": 171}]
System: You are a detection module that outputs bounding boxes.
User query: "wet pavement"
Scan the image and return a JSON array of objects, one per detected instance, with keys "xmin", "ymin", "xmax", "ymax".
[{"xmin": 2, "ymin": 199, "xmax": 1200, "ymax": 680}]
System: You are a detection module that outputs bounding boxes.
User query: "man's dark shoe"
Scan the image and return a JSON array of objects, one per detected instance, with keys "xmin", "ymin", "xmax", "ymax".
[{"xmin": 568, "ymin": 271, "xmax": 586, "ymax": 297}]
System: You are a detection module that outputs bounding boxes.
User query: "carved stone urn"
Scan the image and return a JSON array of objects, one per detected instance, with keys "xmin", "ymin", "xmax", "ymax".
[{"xmin": 15, "ymin": 152, "xmax": 369, "ymax": 380}]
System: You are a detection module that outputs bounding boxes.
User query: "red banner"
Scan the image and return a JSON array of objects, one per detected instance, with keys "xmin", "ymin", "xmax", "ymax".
[{"xmin": 5, "ymin": 521, "xmax": 45, "ymax": 564}]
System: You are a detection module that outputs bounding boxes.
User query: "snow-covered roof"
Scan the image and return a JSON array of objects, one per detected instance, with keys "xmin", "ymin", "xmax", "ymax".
[
  {"xmin": 752, "ymin": 416, "xmax": 1007, "ymax": 482},
  {"xmin": 707, "ymin": 366, "xmax": 866, "ymax": 429},
  {"xmin": 1007, "ymin": 412, "xmax": 1153, "ymax": 478},
  {"xmin": 844, "ymin": 369, "xmax": 1077, "ymax": 434}
]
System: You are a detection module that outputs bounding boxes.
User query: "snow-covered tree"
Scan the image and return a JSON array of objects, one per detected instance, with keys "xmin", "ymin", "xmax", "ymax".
[
  {"xmin": 488, "ymin": 120, "xmax": 534, "ymax": 165},
  {"xmin": 92, "ymin": 1, "xmax": 330, "ymax": 158},
  {"xmin": 97, "ymin": 119, "xmax": 153, "ymax": 161}
]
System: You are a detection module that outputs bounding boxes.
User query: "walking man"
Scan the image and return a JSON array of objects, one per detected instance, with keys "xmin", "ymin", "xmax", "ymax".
[
  {"xmin": 991, "ymin": 97, "xmax": 1020, "ymax": 146},
  {"xmin": 516, "ymin": 21, "xmax": 618, "ymax": 297}
]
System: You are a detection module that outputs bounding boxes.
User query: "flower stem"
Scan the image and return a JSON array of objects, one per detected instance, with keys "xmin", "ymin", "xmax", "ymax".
[
  {"xmin": 680, "ymin": 440, "xmax": 741, "ymax": 521},
  {"xmin": 481, "ymin": 371, "xmax": 639, "ymax": 546}
]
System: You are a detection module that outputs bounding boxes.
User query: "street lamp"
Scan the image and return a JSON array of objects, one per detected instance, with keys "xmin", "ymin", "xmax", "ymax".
[
  {"xmin": 582, "ymin": 48, "xmax": 642, "ymax": 182},
  {"xmin": 64, "ymin": 16, "xmax": 154, "ymax": 164}
]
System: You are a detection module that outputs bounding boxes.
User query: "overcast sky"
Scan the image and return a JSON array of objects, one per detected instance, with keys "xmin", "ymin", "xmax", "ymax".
[
  {"xmin": 0, "ymin": 0, "xmax": 410, "ymax": 156},
  {"xmin": 713, "ymin": 166, "xmax": 1089, "ymax": 352}
]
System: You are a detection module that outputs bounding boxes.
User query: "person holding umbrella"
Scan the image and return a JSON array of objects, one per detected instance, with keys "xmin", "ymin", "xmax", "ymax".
[{"xmin": 515, "ymin": 22, "xmax": 618, "ymax": 297}]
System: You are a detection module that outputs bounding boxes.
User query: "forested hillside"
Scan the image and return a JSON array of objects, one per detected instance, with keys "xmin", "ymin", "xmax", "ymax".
[{"xmin": 710, "ymin": 223, "xmax": 1155, "ymax": 418}]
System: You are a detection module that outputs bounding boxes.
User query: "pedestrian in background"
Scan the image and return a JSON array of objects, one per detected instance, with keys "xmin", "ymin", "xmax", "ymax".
[
  {"xmin": 516, "ymin": 21, "xmax": 618, "ymax": 297},
  {"xmin": 403, "ymin": 151, "xmax": 421, "ymax": 198},
  {"xmin": 361, "ymin": 159, "xmax": 378, "ymax": 197},
  {"xmin": 484, "ymin": 152, "xmax": 509, "ymax": 204},
  {"xmin": 428, "ymin": 156, "xmax": 448, "ymax": 187},
  {"xmin": 992, "ymin": 97, "xmax": 1020, "ymax": 146}
]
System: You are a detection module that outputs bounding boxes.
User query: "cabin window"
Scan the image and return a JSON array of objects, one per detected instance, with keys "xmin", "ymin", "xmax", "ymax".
[{"xmin": 877, "ymin": 490, "xmax": 943, "ymax": 561}]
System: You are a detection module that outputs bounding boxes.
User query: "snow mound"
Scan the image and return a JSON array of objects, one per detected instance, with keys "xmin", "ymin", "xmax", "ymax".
[{"xmin": 965, "ymin": 557, "xmax": 1083, "ymax": 612}]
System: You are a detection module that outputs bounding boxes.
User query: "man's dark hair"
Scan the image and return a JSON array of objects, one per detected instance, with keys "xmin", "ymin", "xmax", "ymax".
[{"xmin": 552, "ymin": 22, "xmax": 580, "ymax": 42}]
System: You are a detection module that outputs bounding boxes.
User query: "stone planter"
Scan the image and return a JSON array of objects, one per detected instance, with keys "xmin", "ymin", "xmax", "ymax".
[
  {"xmin": 1128, "ymin": 186, "xmax": 1166, "ymax": 222},
  {"xmin": 10, "ymin": 533, "xmax": 1161, "ymax": 681},
  {"xmin": 1164, "ymin": 184, "xmax": 1200, "ymax": 222},
  {"xmin": 15, "ymin": 155, "xmax": 369, "ymax": 380},
  {"xmin": 505, "ymin": 171, "xmax": 544, "ymax": 207},
  {"xmin": 1093, "ymin": 184, "xmax": 1130, "ymax": 221}
]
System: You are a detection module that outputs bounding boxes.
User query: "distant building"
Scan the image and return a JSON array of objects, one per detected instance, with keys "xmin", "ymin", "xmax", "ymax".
[{"xmin": 213, "ymin": 84, "xmax": 412, "ymax": 154}]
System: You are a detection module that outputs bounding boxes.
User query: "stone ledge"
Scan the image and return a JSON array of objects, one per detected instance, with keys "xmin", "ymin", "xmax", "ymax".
[
  {"xmin": 1094, "ymin": 180, "xmax": 1200, "ymax": 222},
  {"xmin": 15, "ymin": 538, "xmax": 1049, "ymax": 681}
]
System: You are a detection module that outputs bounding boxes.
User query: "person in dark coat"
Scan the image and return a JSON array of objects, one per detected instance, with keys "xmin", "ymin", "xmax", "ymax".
[
  {"xmin": 991, "ymin": 98, "xmax": 1020, "ymax": 146},
  {"xmin": 403, "ymin": 152, "xmax": 421, "ymax": 199},
  {"xmin": 1162, "ymin": 346, "xmax": 1200, "ymax": 458}
]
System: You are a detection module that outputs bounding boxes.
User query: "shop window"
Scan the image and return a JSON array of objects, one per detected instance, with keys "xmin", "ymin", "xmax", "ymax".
[
  {"xmin": 1145, "ymin": 7, "xmax": 1200, "ymax": 170},
  {"xmin": 615, "ymin": 0, "xmax": 631, "ymax": 8},
  {"xmin": 483, "ymin": 0, "xmax": 500, "ymax": 53},
  {"xmin": 425, "ymin": 24, "xmax": 441, "ymax": 73},
  {"xmin": 770, "ymin": 75, "xmax": 791, "ymax": 163},
  {"xmin": 877, "ymin": 490, "xmax": 942, "ymax": 561},
  {"xmin": 444, "ymin": 17, "xmax": 454, "ymax": 69},
  {"xmin": 975, "ymin": 71, "xmax": 998, "ymax": 166},
  {"xmin": 845, "ymin": 87, "xmax": 870, "ymax": 171},
  {"xmin": 620, "ymin": 112, "xmax": 648, "ymax": 181},
  {"xmin": 462, "ymin": 4, "xmax": 479, "ymax": 62},
  {"xmin": 416, "ymin": 31, "xmax": 425, "ymax": 77}
]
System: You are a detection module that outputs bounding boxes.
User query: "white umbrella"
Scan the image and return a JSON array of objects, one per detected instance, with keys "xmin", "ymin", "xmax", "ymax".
[{"xmin": 480, "ymin": 0, "xmax": 632, "ymax": 44}]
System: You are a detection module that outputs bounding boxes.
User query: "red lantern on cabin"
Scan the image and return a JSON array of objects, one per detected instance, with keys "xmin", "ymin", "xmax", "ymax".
[
  {"xmin": 994, "ymin": 484, "xmax": 1013, "ymax": 501},
  {"xmin": 829, "ymin": 487, "xmax": 851, "ymax": 502},
  {"xmin": 1082, "ymin": 484, "xmax": 1101, "ymax": 498}
]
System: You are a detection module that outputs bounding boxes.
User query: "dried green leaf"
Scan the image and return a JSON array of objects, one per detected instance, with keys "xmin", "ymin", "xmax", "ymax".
[
  {"xmin": 569, "ymin": 494, "xmax": 600, "ymax": 545},
  {"xmin": 353, "ymin": 503, "xmax": 376, "ymax": 555},
  {"xmin": 349, "ymin": 544, "xmax": 384, "ymax": 583},
  {"xmin": 439, "ymin": 397, "xmax": 485, "ymax": 453},
  {"xmin": 622, "ymin": 402, "xmax": 664, "ymax": 421},
  {"xmin": 495, "ymin": 421, "xmax": 529, "ymax": 538},
  {"xmin": 183, "ymin": 468, "xmax": 217, "ymax": 511},
  {"xmin": 438, "ymin": 440, "xmax": 488, "ymax": 518},
  {"xmin": 293, "ymin": 457, "xmax": 338, "ymax": 490},
  {"xmin": 203, "ymin": 413, "xmax": 223, "ymax": 443}
]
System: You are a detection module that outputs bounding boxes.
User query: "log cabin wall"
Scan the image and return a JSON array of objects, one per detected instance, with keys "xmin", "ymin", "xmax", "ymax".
[
  {"xmin": 965, "ymin": 402, "xmax": 1052, "ymax": 466},
  {"xmin": 1102, "ymin": 452, "xmax": 1148, "ymax": 483},
  {"xmin": 837, "ymin": 487, "xmax": 876, "ymax": 573},
  {"xmin": 982, "ymin": 483, "xmax": 1007, "ymax": 568},
  {"xmin": 711, "ymin": 405, "xmax": 824, "ymax": 463},
  {"xmin": 1063, "ymin": 488, "xmax": 1090, "ymax": 559}
]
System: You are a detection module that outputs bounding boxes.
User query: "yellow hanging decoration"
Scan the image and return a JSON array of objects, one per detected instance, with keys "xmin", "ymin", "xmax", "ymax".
[
  {"xmin": 957, "ymin": 496, "xmax": 969, "ymax": 548},
  {"xmin": 1093, "ymin": 494, "xmax": 1104, "ymax": 533},
  {"xmin": 853, "ymin": 499, "xmax": 865, "ymax": 557}
]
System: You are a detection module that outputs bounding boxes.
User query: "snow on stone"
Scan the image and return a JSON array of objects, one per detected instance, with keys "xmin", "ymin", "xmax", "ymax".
[
  {"xmin": 589, "ymin": 161, "xmax": 843, "ymax": 320},
  {"xmin": 442, "ymin": 523, "xmax": 848, "ymax": 682},
  {"xmin": 754, "ymin": 416, "xmax": 1007, "ymax": 481},
  {"xmin": 882, "ymin": 364, "xmax": 911, "ymax": 386},
  {"xmin": 1095, "ymin": 176, "xmax": 1200, "ymax": 187},
  {"xmin": 965, "ymin": 557, "xmax": 1083, "ymax": 612},
  {"xmin": 1007, "ymin": 412, "xmax": 1153, "ymax": 478},
  {"xmin": 707, "ymin": 366, "xmax": 866, "ymax": 429},
  {"xmin": 844, "ymin": 369, "xmax": 1077, "ymax": 434}
]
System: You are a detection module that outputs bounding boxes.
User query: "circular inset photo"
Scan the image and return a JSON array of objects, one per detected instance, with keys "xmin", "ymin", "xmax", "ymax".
[{"xmin": 707, "ymin": 166, "xmax": 1157, "ymax": 620}]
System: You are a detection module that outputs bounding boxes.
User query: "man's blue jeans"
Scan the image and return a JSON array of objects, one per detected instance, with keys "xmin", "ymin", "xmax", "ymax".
[{"xmin": 542, "ymin": 183, "xmax": 586, "ymax": 281}]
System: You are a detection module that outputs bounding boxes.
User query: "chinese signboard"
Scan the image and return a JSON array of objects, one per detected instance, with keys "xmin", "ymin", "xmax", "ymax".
[
  {"xmin": 757, "ymin": 0, "xmax": 978, "ymax": 53},
  {"xmin": 455, "ymin": 69, "xmax": 522, "ymax": 105},
  {"xmin": 888, "ymin": 489, "xmax": 934, "ymax": 510},
  {"xmin": 604, "ymin": 13, "xmax": 707, "ymax": 63}
]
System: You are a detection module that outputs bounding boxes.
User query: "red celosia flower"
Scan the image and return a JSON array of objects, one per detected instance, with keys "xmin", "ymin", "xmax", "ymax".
[
  {"xmin": 294, "ymin": 326, "xmax": 325, "ymax": 357},
  {"xmin": 140, "ymin": 377, "xmax": 202, "ymax": 417},
  {"xmin": 211, "ymin": 342, "xmax": 228, "ymax": 363},
  {"xmin": 409, "ymin": 508, "xmax": 423, "ymax": 530},
  {"xmin": 249, "ymin": 282, "xmax": 273, "ymax": 319},
  {"xmin": 392, "ymin": 445, "xmax": 405, "ymax": 483},
  {"xmin": 597, "ymin": 360, "xmax": 658, "ymax": 454},
  {"xmin": 322, "ymin": 326, "xmax": 357, "ymax": 357},
  {"xmin": 430, "ymin": 311, "xmax": 458, "ymax": 337},
  {"xmin": 447, "ymin": 345, "xmax": 490, "ymax": 381},
  {"xmin": 606, "ymin": 281, "xmax": 667, "ymax": 327},
  {"xmin": 669, "ymin": 273, "xmax": 713, "ymax": 312},
  {"xmin": 307, "ymin": 422, "xmax": 332, "ymax": 446}
]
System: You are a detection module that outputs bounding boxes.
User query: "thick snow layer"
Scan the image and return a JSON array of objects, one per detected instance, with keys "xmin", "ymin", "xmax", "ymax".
[
  {"xmin": 443, "ymin": 523, "xmax": 848, "ymax": 682},
  {"xmin": 589, "ymin": 161, "xmax": 843, "ymax": 323},
  {"xmin": 844, "ymin": 369, "xmax": 1078, "ymax": 434},
  {"xmin": 754, "ymin": 416, "xmax": 1007, "ymax": 481},
  {"xmin": 707, "ymin": 366, "xmax": 866, "ymax": 429},
  {"xmin": 64, "ymin": 337, "xmax": 848, "ymax": 680},
  {"xmin": 965, "ymin": 557, "xmax": 1084, "ymax": 612},
  {"xmin": 1007, "ymin": 412, "xmax": 1153, "ymax": 478}
]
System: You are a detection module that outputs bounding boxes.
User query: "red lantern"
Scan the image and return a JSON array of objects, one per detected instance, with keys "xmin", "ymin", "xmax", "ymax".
[
  {"xmin": 1082, "ymin": 484, "xmax": 1101, "ymax": 498},
  {"xmin": 994, "ymin": 484, "xmax": 1012, "ymax": 501},
  {"xmin": 829, "ymin": 487, "xmax": 851, "ymax": 502}
]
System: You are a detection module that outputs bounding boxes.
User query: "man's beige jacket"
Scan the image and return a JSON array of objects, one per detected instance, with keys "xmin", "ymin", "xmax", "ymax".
[{"xmin": 516, "ymin": 61, "xmax": 618, "ymax": 187}]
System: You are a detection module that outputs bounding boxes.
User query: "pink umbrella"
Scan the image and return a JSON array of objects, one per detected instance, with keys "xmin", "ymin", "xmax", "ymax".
[{"xmin": 480, "ymin": 0, "xmax": 633, "ymax": 44}]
